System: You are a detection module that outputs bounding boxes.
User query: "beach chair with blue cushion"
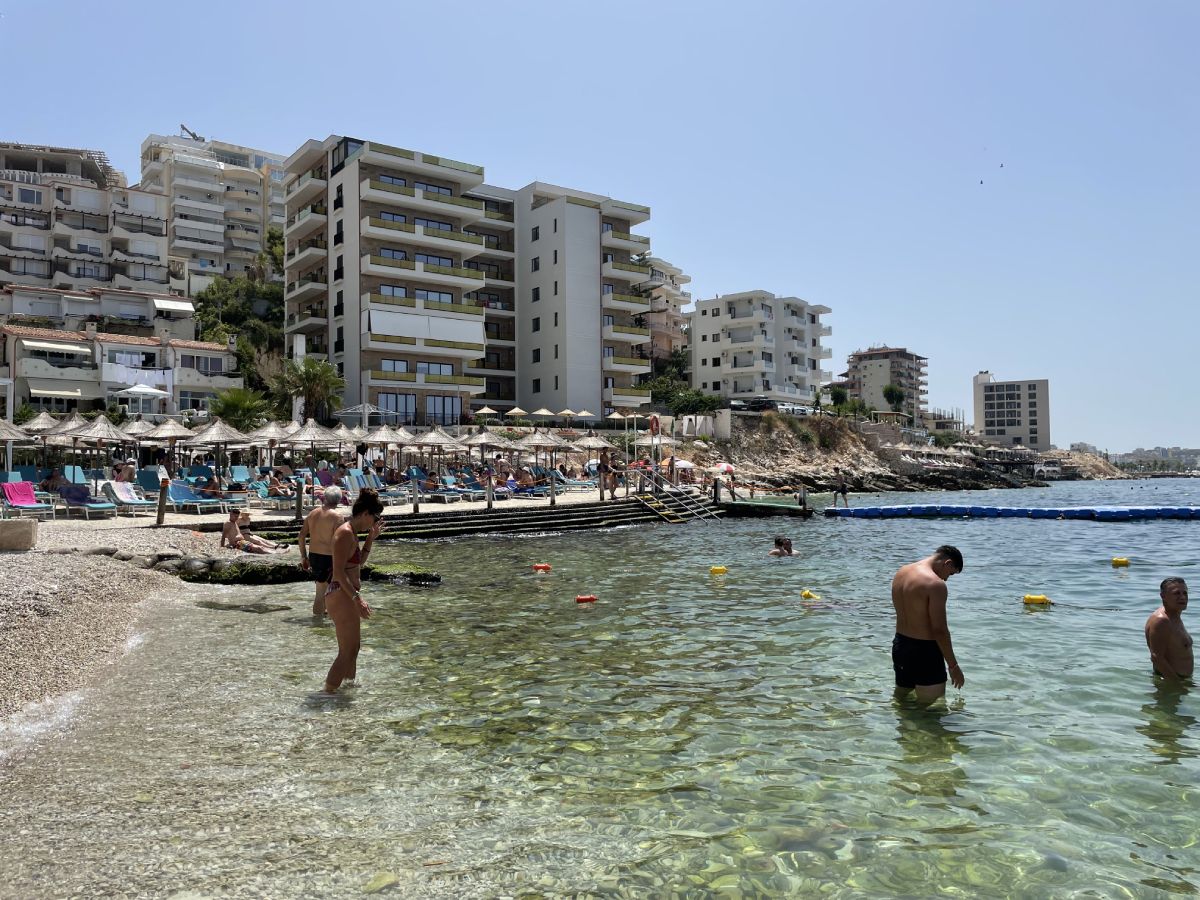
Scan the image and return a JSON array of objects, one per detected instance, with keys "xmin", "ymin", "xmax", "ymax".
[
  {"xmin": 362, "ymin": 471, "xmax": 408, "ymax": 504},
  {"xmin": 102, "ymin": 482, "xmax": 157, "ymax": 516},
  {"xmin": 458, "ymin": 470, "xmax": 511, "ymax": 500},
  {"xmin": 552, "ymin": 469, "xmax": 596, "ymax": 492},
  {"xmin": 167, "ymin": 480, "xmax": 226, "ymax": 514},
  {"xmin": 63, "ymin": 465, "xmax": 88, "ymax": 485},
  {"xmin": 247, "ymin": 481, "xmax": 294, "ymax": 511},
  {"xmin": 1, "ymin": 481, "xmax": 55, "ymax": 519},
  {"xmin": 406, "ymin": 467, "xmax": 462, "ymax": 503},
  {"xmin": 58, "ymin": 484, "xmax": 117, "ymax": 519},
  {"xmin": 439, "ymin": 474, "xmax": 485, "ymax": 501},
  {"xmin": 229, "ymin": 465, "xmax": 253, "ymax": 485}
]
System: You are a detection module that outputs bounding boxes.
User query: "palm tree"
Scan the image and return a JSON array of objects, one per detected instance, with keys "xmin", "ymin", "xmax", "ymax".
[
  {"xmin": 209, "ymin": 387, "xmax": 272, "ymax": 432},
  {"xmin": 272, "ymin": 357, "xmax": 345, "ymax": 422}
]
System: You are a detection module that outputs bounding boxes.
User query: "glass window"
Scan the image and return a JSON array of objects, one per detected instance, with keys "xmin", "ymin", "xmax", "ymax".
[
  {"xmin": 531, "ymin": 257, "xmax": 540, "ymax": 272},
  {"xmin": 415, "ymin": 252, "xmax": 452, "ymax": 267},
  {"xmin": 18, "ymin": 188, "xmax": 42, "ymax": 204},
  {"xmin": 380, "ymin": 211, "xmax": 405, "ymax": 223},
  {"xmin": 380, "ymin": 247, "xmax": 407, "ymax": 260},
  {"xmin": 532, "ymin": 287, "xmax": 540, "ymax": 302},
  {"xmin": 532, "ymin": 378, "xmax": 541, "ymax": 393},
  {"xmin": 414, "ymin": 181, "xmax": 452, "ymax": 196},
  {"xmin": 381, "ymin": 359, "xmax": 408, "ymax": 373},
  {"xmin": 532, "ymin": 348, "xmax": 540, "ymax": 363},
  {"xmin": 425, "ymin": 394, "xmax": 461, "ymax": 425},
  {"xmin": 416, "ymin": 362, "xmax": 452, "ymax": 376},
  {"xmin": 379, "ymin": 174, "xmax": 407, "ymax": 187},
  {"xmin": 380, "ymin": 284, "xmax": 407, "ymax": 297},
  {"xmin": 414, "ymin": 289, "xmax": 453, "ymax": 303},
  {"xmin": 532, "ymin": 317, "xmax": 540, "ymax": 332},
  {"xmin": 378, "ymin": 392, "xmax": 416, "ymax": 423},
  {"xmin": 531, "ymin": 226, "xmax": 540, "ymax": 241},
  {"xmin": 414, "ymin": 217, "xmax": 452, "ymax": 231}
]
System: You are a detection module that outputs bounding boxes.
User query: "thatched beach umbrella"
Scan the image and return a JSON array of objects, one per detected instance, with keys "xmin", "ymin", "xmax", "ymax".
[
  {"xmin": 515, "ymin": 429, "xmax": 572, "ymax": 506},
  {"xmin": 0, "ymin": 418, "xmax": 32, "ymax": 469},
  {"xmin": 186, "ymin": 418, "xmax": 251, "ymax": 481},
  {"xmin": 245, "ymin": 421, "xmax": 293, "ymax": 470},
  {"xmin": 21, "ymin": 411, "xmax": 59, "ymax": 434},
  {"xmin": 67, "ymin": 415, "xmax": 135, "ymax": 487}
]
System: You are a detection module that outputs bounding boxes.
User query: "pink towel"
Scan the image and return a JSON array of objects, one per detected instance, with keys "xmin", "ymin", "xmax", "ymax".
[{"xmin": 2, "ymin": 481, "xmax": 41, "ymax": 506}]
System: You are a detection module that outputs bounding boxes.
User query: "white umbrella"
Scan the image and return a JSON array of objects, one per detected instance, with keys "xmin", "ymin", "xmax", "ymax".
[
  {"xmin": 114, "ymin": 384, "xmax": 170, "ymax": 399},
  {"xmin": 505, "ymin": 407, "xmax": 528, "ymax": 418}
]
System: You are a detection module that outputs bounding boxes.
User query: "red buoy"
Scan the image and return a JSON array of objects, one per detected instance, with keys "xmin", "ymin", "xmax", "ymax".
[
  {"xmin": 575, "ymin": 594, "xmax": 598, "ymax": 604},
  {"xmin": 532, "ymin": 563, "xmax": 551, "ymax": 573}
]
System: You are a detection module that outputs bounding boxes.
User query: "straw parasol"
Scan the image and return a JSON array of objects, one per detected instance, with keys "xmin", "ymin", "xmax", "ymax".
[
  {"xmin": 281, "ymin": 418, "xmax": 340, "ymax": 448},
  {"xmin": 20, "ymin": 411, "xmax": 60, "ymax": 434},
  {"xmin": 144, "ymin": 419, "xmax": 200, "ymax": 441},
  {"xmin": 121, "ymin": 418, "xmax": 157, "ymax": 437},
  {"xmin": 330, "ymin": 423, "xmax": 356, "ymax": 441},
  {"xmin": 574, "ymin": 433, "xmax": 619, "ymax": 451},
  {"xmin": 475, "ymin": 405, "xmax": 498, "ymax": 426},
  {"xmin": 43, "ymin": 412, "xmax": 88, "ymax": 437},
  {"xmin": 185, "ymin": 418, "xmax": 252, "ymax": 479},
  {"xmin": 0, "ymin": 419, "xmax": 32, "ymax": 443},
  {"xmin": 530, "ymin": 407, "xmax": 554, "ymax": 427},
  {"xmin": 576, "ymin": 409, "xmax": 596, "ymax": 422},
  {"xmin": 515, "ymin": 430, "xmax": 572, "ymax": 505},
  {"xmin": 363, "ymin": 423, "xmax": 415, "ymax": 470},
  {"xmin": 351, "ymin": 425, "xmax": 368, "ymax": 439},
  {"xmin": 635, "ymin": 432, "xmax": 677, "ymax": 447},
  {"xmin": 246, "ymin": 421, "xmax": 292, "ymax": 443},
  {"xmin": 505, "ymin": 406, "xmax": 528, "ymax": 419},
  {"xmin": 66, "ymin": 415, "xmax": 135, "ymax": 487}
]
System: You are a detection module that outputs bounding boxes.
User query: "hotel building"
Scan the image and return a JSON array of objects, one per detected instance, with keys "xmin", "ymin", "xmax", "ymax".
[
  {"xmin": 645, "ymin": 256, "xmax": 690, "ymax": 367},
  {"xmin": 0, "ymin": 142, "xmax": 169, "ymax": 293},
  {"xmin": 686, "ymin": 290, "xmax": 832, "ymax": 405},
  {"xmin": 843, "ymin": 346, "xmax": 928, "ymax": 422},
  {"xmin": 0, "ymin": 283, "xmax": 241, "ymax": 417},
  {"xmin": 972, "ymin": 371, "xmax": 1051, "ymax": 451},
  {"xmin": 281, "ymin": 135, "xmax": 659, "ymax": 425},
  {"xmin": 138, "ymin": 133, "xmax": 285, "ymax": 295}
]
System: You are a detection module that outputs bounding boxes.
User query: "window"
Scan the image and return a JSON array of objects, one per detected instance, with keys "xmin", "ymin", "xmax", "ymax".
[
  {"xmin": 531, "ymin": 226, "xmax": 540, "ymax": 241},
  {"xmin": 380, "ymin": 247, "xmax": 407, "ymax": 260},
  {"xmin": 180, "ymin": 354, "xmax": 224, "ymax": 374},
  {"xmin": 602, "ymin": 284, "xmax": 614, "ymax": 295},
  {"xmin": 553, "ymin": 312, "xmax": 558, "ymax": 326},
  {"xmin": 700, "ymin": 309, "xmax": 707, "ymax": 316},
  {"xmin": 532, "ymin": 317, "xmax": 541, "ymax": 333},
  {"xmin": 603, "ymin": 347, "xmax": 615, "ymax": 358},
  {"xmin": 18, "ymin": 188, "xmax": 42, "ymax": 204},
  {"xmin": 553, "ymin": 218, "xmax": 557, "ymax": 233},
  {"xmin": 378, "ymin": 392, "xmax": 416, "ymax": 423},
  {"xmin": 531, "ymin": 257, "xmax": 540, "ymax": 272},
  {"xmin": 380, "ymin": 211, "xmax": 406, "ymax": 223},
  {"xmin": 554, "ymin": 375, "xmax": 559, "ymax": 390},
  {"xmin": 712, "ymin": 358, "xmax": 720, "ymax": 367},
  {"xmin": 334, "ymin": 184, "xmax": 344, "ymax": 210},
  {"xmin": 702, "ymin": 335, "xmax": 708, "ymax": 342},
  {"xmin": 178, "ymin": 391, "xmax": 213, "ymax": 411},
  {"xmin": 380, "ymin": 284, "xmax": 407, "ymax": 297},
  {"xmin": 532, "ymin": 286, "xmax": 540, "ymax": 303},
  {"xmin": 108, "ymin": 349, "xmax": 158, "ymax": 368},
  {"xmin": 425, "ymin": 394, "xmax": 461, "ymax": 426},
  {"xmin": 605, "ymin": 376, "xmax": 615, "ymax": 388},
  {"xmin": 416, "ymin": 362, "xmax": 452, "ymax": 376},
  {"xmin": 554, "ymin": 280, "xmax": 558, "ymax": 296},
  {"xmin": 602, "ymin": 222, "xmax": 613, "ymax": 233},
  {"xmin": 414, "ymin": 181, "xmax": 452, "ymax": 196},
  {"xmin": 554, "ymin": 344, "xmax": 558, "ymax": 359},
  {"xmin": 414, "ymin": 217, "xmax": 452, "ymax": 231},
  {"xmin": 711, "ymin": 308, "xmax": 719, "ymax": 317},
  {"xmin": 415, "ymin": 252, "xmax": 453, "ymax": 268},
  {"xmin": 379, "ymin": 174, "xmax": 407, "ymax": 187},
  {"xmin": 532, "ymin": 348, "xmax": 541, "ymax": 363},
  {"xmin": 334, "ymin": 254, "xmax": 343, "ymax": 279},
  {"xmin": 553, "ymin": 250, "xmax": 558, "ymax": 264},
  {"xmin": 532, "ymin": 378, "xmax": 541, "ymax": 393},
  {"xmin": 381, "ymin": 359, "xmax": 409, "ymax": 373},
  {"xmin": 711, "ymin": 333, "xmax": 720, "ymax": 342},
  {"xmin": 415, "ymin": 288, "xmax": 453, "ymax": 303}
]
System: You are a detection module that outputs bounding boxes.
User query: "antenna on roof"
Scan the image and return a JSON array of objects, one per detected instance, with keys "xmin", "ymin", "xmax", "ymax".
[{"xmin": 180, "ymin": 123, "xmax": 205, "ymax": 142}]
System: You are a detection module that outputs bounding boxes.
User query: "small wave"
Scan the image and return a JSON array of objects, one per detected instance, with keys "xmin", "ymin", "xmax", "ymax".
[{"xmin": 0, "ymin": 691, "xmax": 84, "ymax": 764}]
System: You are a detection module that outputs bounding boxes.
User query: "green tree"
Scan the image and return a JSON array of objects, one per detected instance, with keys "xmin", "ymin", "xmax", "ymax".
[
  {"xmin": 209, "ymin": 387, "xmax": 273, "ymax": 433},
  {"xmin": 192, "ymin": 271, "xmax": 285, "ymax": 391},
  {"xmin": 882, "ymin": 383, "xmax": 905, "ymax": 412},
  {"xmin": 11, "ymin": 402, "xmax": 36, "ymax": 426},
  {"xmin": 668, "ymin": 389, "xmax": 720, "ymax": 416},
  {"xmin": 829, "ymin": 386, "xmax": 849, "ymax": 408},
  {"xmin": 272, "ymin": 357, "xmax": 345, "ymax": 422}
]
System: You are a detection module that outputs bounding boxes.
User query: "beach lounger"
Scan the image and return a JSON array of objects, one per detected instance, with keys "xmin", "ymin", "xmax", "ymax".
[
  {"xmin": 406, "ymin": 467, "xmax": 463, "ymax": 503},
  {"xmin": 457, "ymin": 471, "xmax": 511, "ymax": 500},
  {"xmin": 439, "ymin": 475, "xmax": 485, "ymax": 501},
  {"xmin": 1, "ymin": 481, "xmax": 55, "ymax": 519},
  {"xmin": 362, "ymin": 472, "xmax": 409, "ymax": 504},
  {"xmin": 187, "ymin": 464, "xmax": 215, "ymax": 481},
  {"xmin": 229, "ymin": 465, "xmax": 253, "ymax": 484},
  {"xmin": 58, "ymin": 484, "xmax": 118, "ymax": 519},
  {"xmin": 247, "ymin": 481, "xmax": 294, "ymax": 510},
  {"xmin": 552, "ymin": 470, "xmax": 596, "ymax": 492},
  {"xmin": 136, "ymin": 469, "xmax": 165, "ymax": 496},
  {"xmin": 63, "ymin": 465, "xmax": 88, "ymax": 485},
  {"xmin": 102, "ymin": 482, "xmax": 157, "ymax": 516},
  {"xmin": 167, "ymin": 480, "xmax": 226, "ymax": 514}
]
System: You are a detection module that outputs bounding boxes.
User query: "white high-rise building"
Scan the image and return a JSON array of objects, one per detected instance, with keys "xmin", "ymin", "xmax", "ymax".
[
  {"xmin": 280, "ymin": 135, "xmax": 660, "ymax": 425},
  {"xmin": 138, "ymin": 132, "xmax": 285, "ymax": 295},
  {"xmin": 0, "ymin": 142, "xmax": 169, "ymax": 293},
  {"xmin": 972, "ymin": 371, "xmax": 1050, "ymax": 451},
  {"xmin": 686, "ymin": 290, "xmax": 831, "ymax": 405}
]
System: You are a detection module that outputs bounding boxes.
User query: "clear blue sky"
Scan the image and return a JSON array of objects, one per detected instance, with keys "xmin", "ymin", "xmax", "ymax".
[{"xmin": 5, "ymin": 1, "xmax": 1197, "ymax": 452}]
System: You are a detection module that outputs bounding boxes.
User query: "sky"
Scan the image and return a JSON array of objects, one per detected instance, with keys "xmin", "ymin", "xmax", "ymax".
[{"xmin": 3, "ymin": 0, "xmax": 1197, "ymax": 452}]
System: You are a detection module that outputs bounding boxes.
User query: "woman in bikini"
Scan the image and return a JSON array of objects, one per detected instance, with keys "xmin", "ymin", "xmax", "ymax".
[{"xmin": 323, "ymin": 488, "xmax": 385, "ymax": 694}]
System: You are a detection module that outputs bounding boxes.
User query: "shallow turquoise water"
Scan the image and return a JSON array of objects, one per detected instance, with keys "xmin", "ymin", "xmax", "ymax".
[{"xmin": 1, "ymin": 480, "xmax": 1198, "ymax": 897}]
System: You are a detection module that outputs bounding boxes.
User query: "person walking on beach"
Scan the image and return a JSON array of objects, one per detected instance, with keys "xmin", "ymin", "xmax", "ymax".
[
  {"xmin": 891, "ymin": 545, "xmax": 964, "ymax": 703},
  {"xmin": 834, "ymin": 468, "xmax": 850, "ymax": 508},
  {"xmin": 323, "ymin": 489, "xmax": 385, "ymax": 694},
  {"xmin": 1145, "ymin": 577, "xmax": 1192, "ymax": 682},
  {"xmin": 298, "ymin": 486, "xmax": 345, "ymax": 617}
]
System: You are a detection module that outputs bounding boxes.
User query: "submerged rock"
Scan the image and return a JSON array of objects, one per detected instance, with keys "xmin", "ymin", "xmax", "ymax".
[{"xmin": 196, "ymin": 600, "xmax": 290, "ymax": 614}]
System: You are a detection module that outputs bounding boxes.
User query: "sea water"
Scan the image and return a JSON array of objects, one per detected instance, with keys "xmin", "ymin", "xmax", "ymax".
[{"xmin": 0, "ymin": 479, "xmax": 1197, "ymax": 898}]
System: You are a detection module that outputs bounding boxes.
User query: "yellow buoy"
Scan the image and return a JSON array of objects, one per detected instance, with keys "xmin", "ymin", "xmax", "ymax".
[
  {"xmin": 801, "ymin": 589, "xmax": 821, "ymax": 600},
  {"xmin": 710, "ymin": 565, "xmax": 727, "ymax": 575},
  {"xmin": 1111, "ymin": 557, "xmax": 1130, "ymax": 568},
  {"xmin": 1023, "ymin": 594, "xmax": 1052, "ymax": 605}
]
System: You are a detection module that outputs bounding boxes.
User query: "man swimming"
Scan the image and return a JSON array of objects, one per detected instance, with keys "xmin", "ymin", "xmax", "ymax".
[
  {"xmin": 1145, "ymin": 577, "xmax": 1192, "ymax": 682},
  {"xmin": 891, "ymin": 545, "xmax": 964, "ymax": 703},
  {"xmin": 768, "ymin": 536, "xmax": 794, "ymax": 557}
]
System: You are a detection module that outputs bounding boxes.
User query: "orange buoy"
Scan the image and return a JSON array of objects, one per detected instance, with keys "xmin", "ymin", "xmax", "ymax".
[
  {"xmin": 575, "ymin": 594, "xmax": 598, "ymax": 604},
  {"xmin": 532, "ymin": 563, "xmax": 552, "ymax": 573}
]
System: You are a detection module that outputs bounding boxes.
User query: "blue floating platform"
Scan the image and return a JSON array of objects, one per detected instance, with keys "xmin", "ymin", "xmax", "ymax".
[{"xmin": 824, "ymin": 505, "xmax": 1200, "ymax": 521}]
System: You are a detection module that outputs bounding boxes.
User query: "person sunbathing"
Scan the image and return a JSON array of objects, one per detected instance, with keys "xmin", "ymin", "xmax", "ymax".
[
  {"xmin": 221, "ymin": 511, "xmax": 287, "ymax": 554},
  {"xmin": 268, "ymin": 472, "xmax": 295, "ymax": 497},
  {"xmin": 39, "ymin": 468, "xmax": 68, "ymax": 492}
]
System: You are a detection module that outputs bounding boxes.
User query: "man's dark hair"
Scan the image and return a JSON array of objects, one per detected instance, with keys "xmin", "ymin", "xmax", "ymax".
[
  {"xmin": 934, "ymin": 545, "xmax": 964, "ymax": 573},
  {"xmin": 1160, "ymin": 576, "xmax": 1187, "ymax": 592},
  {"xmin": 774, "ymin": 536, "xmax": 785, "ymax": 547}
]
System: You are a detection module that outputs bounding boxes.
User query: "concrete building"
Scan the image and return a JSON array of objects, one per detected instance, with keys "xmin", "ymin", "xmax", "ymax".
[
  {"xmin": 843, "ymin": 346, "xmax": 927, "ymax": 422},
  {"xmin": 280, "ymin": 135, "xmax": 659, "ymax": 425},
  {"xmin": 645, "ymin": 256, "xmax": 690, "ymax": 367},
  {"xmin": 0, "ymin": 142, "xmax": 169, "ymax": 293},
  {"xmin": 0, "ymin": 283, "xmax": 240, "ymax": 417},
  {"xmin": 686, "ymin": 290, "xmax": 832, "ymax": 404},
  {"xmin": 973, "ymin": 371, "xmax": 1050, "ymax": 451},
  {"xmin": 138, "ymin": 132, "xmax": 285, "ymax": 295}
]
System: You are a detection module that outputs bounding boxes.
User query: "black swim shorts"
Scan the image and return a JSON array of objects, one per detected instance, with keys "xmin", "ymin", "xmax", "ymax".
[
  {"xmin": 892, "ymin": 633, "xmax": 947, "ymax": 688},
  {"xmin": 309, "ymin": 552, "xmax": 333, "ymax": 583}
]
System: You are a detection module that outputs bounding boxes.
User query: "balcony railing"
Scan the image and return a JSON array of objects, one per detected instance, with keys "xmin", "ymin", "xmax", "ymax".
[
  {"xmin": 366, "ymin": 292, "xmax": 416, "ymax": 308},
  {"xmin": 607, "ymin": 230, "xmax": 650, "ymax": 244},
  {"xmin": 607, "ymin": 355, "xmax": 649, "ymax": 367},
  {"xmin": 365, "ymin": 179, "xmax": 483, "ymax": 211},
  {"xmin": 424, "ymin": 299, "xmax": 483, "ymax": 316},
  {"xmin": 369, "ymin": 369, "xmax": 417, "ymax": 382},
  {"xmin": 425, "ymin": 262, "xmax": 484, "ymax": 280},
  {"xmin": 610, "ymin": 324, "xmax": 651, "ymax": 336},
  {"xmin": 605, "ymin": 292, "xmax": 650, "ymax": 307},
  {"xmin": 366, "ymin": 141, "xmax": 416, "ymax": 160},
  {"xmin": 287, "ymin": 239, "xmax": 327, "ymax": 259},
  {"xmin": 419, "ymin": 153, "xmax": 484, "ymax": 177},
  {"xmin": 365, "ymin": 216, "xmax": 484, "ymax": 245},
  {"xmin": 483, "ymin": 209, "xmax": 514, "ymax": 223},
  {"xmin": 610, "ymin": 261, "xmax": 651, "ymax": 276},
  {"xmin": 426, "ymin": 339, "xmax": 485, "ymax": 352},
  {"xmin": 426, "ymin": 373, "xmax": 485, "ymax": 386},
  {"xmin": 611, "ymin": 386, "xmax": 652, "ymax": 396}
]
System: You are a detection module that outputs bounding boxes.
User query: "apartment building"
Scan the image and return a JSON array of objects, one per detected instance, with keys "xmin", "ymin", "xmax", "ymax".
[
  {"xmin": 139, "ymin": 132, "xmax": 285, "ymax": 295},
  {"xmin": 686, "ymin": 290, "xmax": 832, "ymax": 404},
  {"xmin": 280, "ymin": 135, "xmax": 659, "ymax": 425},
  {"xmin": 0, "ymin": 283, "xmax": 241, "ymax": 417},
  {"xmin": 843, "ymin": 346, "xmax": 928, "ymax": 422},
  {"xmin": 0, "ymin": 142, "xmax": 169, "ymax": 293},
  {"xmin": 972, "ymin": 371, "xmax": 1050, "ymax": 451},
  {"xmin": 645, "ymin": 256, "xmax": 690, "ymax": 366}
]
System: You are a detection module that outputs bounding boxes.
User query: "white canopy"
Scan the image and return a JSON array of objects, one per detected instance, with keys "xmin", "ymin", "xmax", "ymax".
[{"xmin": 20, "ymin": 339, "xmax": 89, "ymax": 354}]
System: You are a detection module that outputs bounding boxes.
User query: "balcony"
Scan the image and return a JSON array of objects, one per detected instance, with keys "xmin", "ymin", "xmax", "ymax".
[
  {"xmin": 726, "ymin": 357, "xmax": 775, "ymax": 373},
  {"xmin": 172, "ymin": 196, "xmax": 225, "ymax": 216},
  {"xmin": 723, "ymin": 309, "xmax": 773, "ymax": 326},
  {"xmin": 601, "ymin": 291, "xmax": 650, "ymax": 314},
  {"xmin": 285, "ymin": 171, "xmax": 327, "ymax": 208},
  {"xmin": 601, "ymin": 260, "xmax": 651, "ymax": 284},
  {"xmin": 602, "ymin": 355, "xmax": 652, "ymax": 374},
  {"xmin": 724, "ymin": 332, "xmax": 774, "ymax": 350},
  {"xmin": 600, "ymin": 198, "xmax": 651, "ymax": 226},
  {"xmin": 286, "ymin": 239, "xmax": 327, "ymax": 272},
  {"xmin": 818, "ymin": 324, "xmax": 832, "ymax": 337},
  {"xmin": 360, "ymin": 143, "xmax": 485, "ymax": 190},
  {"xmin": 111, "ymin": 216, "xmax": 166, "ymax": 240},
  {"xmin": 109, "ymin": 246, "xmax": 163, "ymax": 265},
  {"xmin": 359, "ymin": 178, "xmax": 485, "ymax": 222},
  {"xmin": 360, "ymin": 253, "xmax": 485, "ymax": 290},
  {"xmin": 363, "ymin": 290, "xmax": 415, "ymax": 310},
  {"xmin": 360, "ymin": 215, "xmax": 486, "ymax": 259},
  {"xmin": 0, "ymin": 259, "xmax": 51, "ymax": 281},
  {"xmin": 285, "ymin": 304, "xmax": 329, "ymax": 333},
  {"xmin": 602, "ymin": 323, "xmax": 651, "ymax": 345},
  {"xmin": 170, "ymin": 235, "xmax": 224, "ymax": 255},
  {"xmin": 816, "ymin": 346, "xmax": 832, "ymax": 359},
  {"xmin": 226, "ymin": 206, "xmax": 261, "ymax": 224},
  {"xmin": 362, "ymin": 332, "xmax": 486, "ymax": 360},
  {"xmin": 100, "ymin": 361, "xmax": 169, "ymax": 387},
  {"xmin": 601, "ymin": 229, "xmax": 651, "ymax": 253},
  {"xmin": 284, "ymin": 204, "xmax": 327, "ymax": 240},
  {"xmin": 112, "ymin": 272, "xmax": 169, "ymax": 290},
  {"xmin": 480, "ymin": 208, "xmax": 514, "ymax": 229},
  {"xmin": 52, "ymin": 215, "xmax": 108, "ymax": 237},
  {"xmin": 285, "ymin": 274, "xmax": 327, "ymax": 302},
  {"xmin": 224, "ymin": 186, "xmax": 261, "ymax": 202},
  {"xmin": 19, "ymin": 357, "xmax": 98, "ymax": 380},
  {"xmin": 175, "ymin": 366, "xmax": 242, "ymax": 391},
  {"xmin": 604, "ymin": 385, "xmax": 653, "ymax": 406}
]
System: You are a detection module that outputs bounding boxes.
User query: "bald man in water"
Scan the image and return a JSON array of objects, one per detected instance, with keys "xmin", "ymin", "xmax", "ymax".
[
  {"xmin": 891, "ymin": 545, "xmax": 965, "ymax": 703},
  {"xmin": 1145, "ymin": 577, "xmax": 1192, "ymax": 682}
]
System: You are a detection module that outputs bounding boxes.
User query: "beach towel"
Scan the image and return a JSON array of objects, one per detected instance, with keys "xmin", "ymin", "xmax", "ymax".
[
  {"xmin": 2, "ymin": 481, "xmax": 40, "ymax": 507},
  {"xmin": 59, "ymin": 484, "xmax": 99, "ymax": 505},
  {"xmin": 112, "ymin": 483, "xmax": 150, "ymax": 504}
]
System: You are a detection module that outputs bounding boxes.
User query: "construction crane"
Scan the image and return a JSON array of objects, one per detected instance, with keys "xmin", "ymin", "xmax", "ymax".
[{"xmin": 180, "ymin": 123, "xmax": 205, "ymax": 142}]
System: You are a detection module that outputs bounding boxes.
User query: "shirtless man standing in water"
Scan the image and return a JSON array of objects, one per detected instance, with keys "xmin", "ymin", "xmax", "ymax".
[
  {"xmin": 1145, "ymin": 577, "xmax": 1192, "ymax": 682},
  {"xmin": 891, "ymin": 545, "xmax": 964, "ymax": 703},
  {"xmin": 299, "ymin": 486, "xmax": 345, "ymax": 617}
]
